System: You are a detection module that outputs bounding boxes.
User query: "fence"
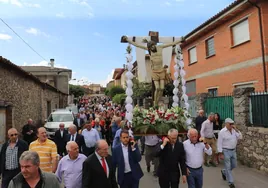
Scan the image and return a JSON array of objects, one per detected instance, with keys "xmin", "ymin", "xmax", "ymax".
[
  {"xmin": 204, "ymin": 94, "xmax": 234, "ymax": 120},
  {"xmin": 250, "ymin": 92, "xmax": 268, "ymax": 127}
]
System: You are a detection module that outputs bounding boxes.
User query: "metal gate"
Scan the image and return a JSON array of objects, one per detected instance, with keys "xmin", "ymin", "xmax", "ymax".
[{"xmin": 204, "ymin": 95, "xmax": 234, "ymax": 120}]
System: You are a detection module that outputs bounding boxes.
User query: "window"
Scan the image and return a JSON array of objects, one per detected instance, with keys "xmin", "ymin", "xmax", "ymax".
[
  {"xmin": 206, "ymin": 37, "xmax": 215, "ymax": 57},
  {"xmin": 186, "ymin": 80, "xmax": 196, "ymax": 97},
  {"xmin": 208, "ymin": 88, "xmax": 218, "ymax": 97},
  {"xmin": 234, "ymin": 83, "xmax": 254, "ymax": 89},
  {"xmin": 231, "ymin": 19, "xmax": 250, "ymax": 46},
  {"xmin": 188, "ymin": 47, "xmax": 197, "ymax": 64}
]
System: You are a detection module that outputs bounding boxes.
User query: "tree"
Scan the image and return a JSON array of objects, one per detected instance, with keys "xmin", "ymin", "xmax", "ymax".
[
  {"xmin": 104, "ymin": 88, "xmax": 110, "ymax": 96},
  {"xmin": 112, "ymin": 93, "xmax": 127, "ymax": 105},
  {"xmin": 69, "ymin": 84, "xmax": 85, "ymax": 98},
  {"xmin": 132, "ymin": 78, "xmax": 152, "ymax": 99},
  {"xmin": 108, "ymin": 86, "xmax": 125, "ymax": 98}
]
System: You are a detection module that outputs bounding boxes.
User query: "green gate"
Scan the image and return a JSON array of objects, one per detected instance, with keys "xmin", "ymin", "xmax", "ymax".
[{"xmin": 204, "ymin": 95, "xmax": 234, "ymax": 120}]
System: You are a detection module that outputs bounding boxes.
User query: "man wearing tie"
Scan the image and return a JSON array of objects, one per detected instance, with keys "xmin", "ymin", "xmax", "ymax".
[
  {"xmin": 54, "ymin": 123, "xmax": 68, "ymax": 157},
  {"xmin": 82, "ymin": 140, "xmax": 118, "ymax": 188},
  {"xmin": 112, "ymin": 130, "xmax": 143, "ymax": 188},
  {"xmin": 66, "ymin": 124, "xmax": 85, "ymax": 153},
  {"xmin": 156, "ymin": 128, "xmax": 187, "ymax": 188},
  {"xmin": 73, "ymin": 113, "xmax": 85, "ymax": 131}
]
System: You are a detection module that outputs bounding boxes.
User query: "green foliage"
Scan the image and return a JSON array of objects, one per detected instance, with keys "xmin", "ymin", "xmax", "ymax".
[
  {"xmin": 164, "ymin": 82, "xmax": 175, "ymax": 97},
  {"xmin": 104, "ymin": 88, "xmax": 110, "ymax": 96},
  {"xmin": 108, "ymin": 86, "xmax": 125, "ymax": 97},
  {"xmin": 112, "ymin": 93, "xmax": 127, "ymax": 105},
  {"xmin": 132, "ymin": 79, "xmax": 152, "ymax": 99},
  {"xmin": 69, "ymin": 84, "xmax": 85, "ymax": 98}
]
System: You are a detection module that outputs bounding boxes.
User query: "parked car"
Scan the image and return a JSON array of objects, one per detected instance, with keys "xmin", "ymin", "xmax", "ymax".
[{"xmin": 44, "ymin": 109, "xmax": 74, "ymax": 139}]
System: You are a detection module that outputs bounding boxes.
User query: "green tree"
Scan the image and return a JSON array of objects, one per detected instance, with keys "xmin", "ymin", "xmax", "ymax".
[
  {"xmin": 112, "ymin": 93, "xmax": 127, "ymax": 105},
  {"xmin": 132, "ymin": 78, "xmax": 152, "ymax": 99},
  {"xmin": 108, "ymin": 86, "xmax": 125, "ymax": 97},
  {"xmin": 69, "ymin": 84, "xmax": 85, "ymax": 98},
  {"xmin": 104, "ymin": 88, "xmax": 110, "ymax": 96}
]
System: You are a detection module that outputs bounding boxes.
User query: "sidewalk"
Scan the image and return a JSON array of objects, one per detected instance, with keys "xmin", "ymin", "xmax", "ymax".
[{"xmin": 139, "ymin": 157, "xmax": 268, "ymax": 188}]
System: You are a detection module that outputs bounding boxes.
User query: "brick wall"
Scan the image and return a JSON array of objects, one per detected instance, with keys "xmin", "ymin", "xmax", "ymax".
[{"xmin": 169, "ymin": 3, "xmax": 268, "ymax": 93}]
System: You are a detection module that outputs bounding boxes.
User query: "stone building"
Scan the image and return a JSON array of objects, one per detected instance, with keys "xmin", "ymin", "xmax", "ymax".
[
  {"xmin": 20, "ymin": 59, "xmax": 72, "ymax": 94},
  {"xmin": 0, "ymin": 57, "xmax": 68, "ymax": 144}
]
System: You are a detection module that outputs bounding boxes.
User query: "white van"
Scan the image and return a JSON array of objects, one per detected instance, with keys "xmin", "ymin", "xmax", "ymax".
[{"xmin": 44, "ymin": 109, "xmax": 74, "ymax": 139}]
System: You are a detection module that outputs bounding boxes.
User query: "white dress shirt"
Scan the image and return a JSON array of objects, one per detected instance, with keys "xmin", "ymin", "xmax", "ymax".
[
  {"xmin": 183, "ymin": 139, "xmax": 212, "ymax": 168},
  {"xmin": 70, "ymin": 133, "xmax": 77, "ymax": 141},
  {"xmin": 200, "ymin": 119, "xmax": 214, "ymax": 138},
  {"xmin": 217, "ymin": 127, "xmax": 243, "ymax": 153},
  {"xmin": 95, "ymin": 152, "xmax": 109, "ymax": 177},
  {"xmin": 121, "ymin": 143, "xmax": 131, "ymax": 173},
  {"xmin": 145, "ymin": 135, "xmax": 160, "ymax": 146}
]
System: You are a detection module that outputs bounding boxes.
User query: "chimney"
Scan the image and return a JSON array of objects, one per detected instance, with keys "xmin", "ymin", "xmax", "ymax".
[{"xmin": 50, "ymin": 59, "xmax": 55, "ymax": 69}]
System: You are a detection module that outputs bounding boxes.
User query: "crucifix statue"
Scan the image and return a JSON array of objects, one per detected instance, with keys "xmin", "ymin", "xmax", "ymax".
[{"xmin": 121, "ymin": 31, "xmax": 183, "ymax": 107}]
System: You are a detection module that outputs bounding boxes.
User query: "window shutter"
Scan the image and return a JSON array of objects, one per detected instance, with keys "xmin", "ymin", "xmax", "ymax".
[
  {"xmin": 189, "ymin": 47, "xmax": 197, "ymax": 64},
  {"xmin": 232, "ymin": 19, "xmax": 250, "ymax": 46},
  {"xmin": 206, "ymin": 37, "xmax": 215, "ymax": 56}
]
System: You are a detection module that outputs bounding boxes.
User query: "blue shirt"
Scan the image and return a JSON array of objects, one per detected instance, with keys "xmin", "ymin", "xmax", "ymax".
[
  {"xmin": 55, "ymin": 153, "xmax": 87, "ymax": 188},
  {"xmin": 112, "ymin": 128, "xmax": 122, "ymax": 148},
  {"xmin": 82, "ymin": 128, "xmax": 100, "ymax": 148}
]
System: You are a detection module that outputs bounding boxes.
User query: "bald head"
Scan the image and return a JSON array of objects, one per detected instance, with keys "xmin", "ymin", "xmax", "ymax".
[
  {"xmin": 28, "ymin": 119, "xmax": 33, "ymax": 124},
  {"xmin": 8, "ymin": 128, "xmax": 18, "ymax": 135},
  {"xmin": 8, "ymin": 128, "xmax": 18, "ymax": 143},
  {"xmin": 37, "ymin": 127, "xmax": 47, "ymax": 142}
]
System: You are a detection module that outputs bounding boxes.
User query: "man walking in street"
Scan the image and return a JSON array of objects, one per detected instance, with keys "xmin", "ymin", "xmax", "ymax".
[
  {"xmin": 67, "ymin": 124, "xmax": 85, "ymax": 153},
  {"xmin": 8, "ymin": 151, "xmax": 61, "ymax": 188},
  {"xmin": 81, "ymin": 120, "xmax": 100, "ymax": 156},
  {"xmin": 200, "ymin": 112, "xmax": 217, "ymax": 167},
  {"xmin": 217, "ymin": 118, "xmax": 242, "ymax": 188},
  {"xmin": 21, "ymin": 119, "xmax": 37, "ymax": 145},
  {"xmin": 156, "ymin": 128, "xmax": 187, "ymax": 188},
  {"xmin": 82, "ymin": 140, "xmax": 118, "ymax": 188},
  {"xmin": 0, "ymin": 128, "xmax": 28, "ymax": 188},
  {"xmin": 112, "ymin": 130, "xmax": 143, "ymax": 188},
  {"xmin": 29, "ymin": 127, "xmax": 58, "ymax": 173},
  {"xmin": 54, "ymin": 123, "xmax": 68, "ymax": 157},
  {"xmin": 56, "ymin": 141, "xmax": 87, "ymax": 188},
  {"xmin": 144, "ymin": 135, "xmax": 160, "ymax": 176},
  {"xmin": 184, "ymin": 128, "xmax": 212, "ymax": 188}
]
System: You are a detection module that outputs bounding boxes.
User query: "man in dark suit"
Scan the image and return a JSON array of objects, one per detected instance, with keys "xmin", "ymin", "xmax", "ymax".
[
  {"xmin": 54, "ymin": 123, "xmax": 68, "ymax": 156},
  {"xmin": 195, "ymin": 110, "xmax": 207, "ymax": 134},
  {"xmin": 0, "ymin": 128, "xmax": 28, "ymax": 188},
  {"xmin": 73, "ymin": 113, "xmax": 85, "ymax": 130},
  {"xmin": 112, "ymin": 130, "xmax": 143, "ymax": 188},
  {"xmin": 66, "ymin": 124, "xmax": 85, "ymax": 153},
  {"xmin": 21, "ymin": 118, "xmax": 37, "ymax": 145},
  {"xmin": 82, "ymin": 140, "xmax": 118, "ymax": 188},
  {"xmin": 156, "ymin": 128, "xmax": 187, "ymax": 188}
]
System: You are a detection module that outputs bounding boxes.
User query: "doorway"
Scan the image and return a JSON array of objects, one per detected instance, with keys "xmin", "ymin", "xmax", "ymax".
[{"xmin": 0, "ymin": 109, "xmax": 6, "ymax": 149}]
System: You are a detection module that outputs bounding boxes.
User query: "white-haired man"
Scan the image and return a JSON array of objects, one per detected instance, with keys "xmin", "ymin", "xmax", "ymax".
[
  {"xmin": 184, "ymin": 128, "xmax": 212, "ymax": 188},
  {"xmin": 156, "ymin": 128, "xmax": 187, "ymax": 188},
  {"xmin": 217, "ymin": 118, "xmax": 242, "ymax": 188},
  {"xmin": 67, "ymin": 124, "xmax": 85, "ymax": 153},
  {"xmin": 56, "ymin": 141, "xmax": 87, "ymax": 188}
]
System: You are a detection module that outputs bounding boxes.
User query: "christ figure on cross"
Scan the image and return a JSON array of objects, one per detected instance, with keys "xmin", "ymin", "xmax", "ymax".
[{"xmin": 122, "ymin": 35, "xmax": 183, "ymax": 107}]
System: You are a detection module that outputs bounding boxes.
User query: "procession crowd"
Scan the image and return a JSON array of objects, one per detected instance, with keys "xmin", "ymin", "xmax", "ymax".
[{"xmin": 0, "ymin": 96, "xmax": 242, "ymax": 188}]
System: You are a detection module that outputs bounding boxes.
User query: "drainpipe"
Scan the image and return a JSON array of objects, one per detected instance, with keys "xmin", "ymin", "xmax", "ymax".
[{"xmin": 248, "ymin": 0, "xmax": 267, "ymax": 91}]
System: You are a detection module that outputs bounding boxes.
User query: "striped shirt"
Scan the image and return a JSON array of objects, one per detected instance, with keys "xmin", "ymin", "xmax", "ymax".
[{"xmin": 29, "ymin": 139, "xmax": 57, "ymax": 172}]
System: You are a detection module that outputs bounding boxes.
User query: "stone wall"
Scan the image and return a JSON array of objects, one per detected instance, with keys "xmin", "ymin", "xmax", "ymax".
[
  {"xmin": 237, "ymin": 127, "xmax": 268, "ymax": 174},
  {"xmin": 0, "ymin": 58, "xmax": 68, "ymax": 133}
]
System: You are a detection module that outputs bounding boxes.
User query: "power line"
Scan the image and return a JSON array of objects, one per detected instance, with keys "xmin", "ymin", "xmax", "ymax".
[{"xmin": 0, "ymin": 18, "xmax": 47, "ymax": 61}]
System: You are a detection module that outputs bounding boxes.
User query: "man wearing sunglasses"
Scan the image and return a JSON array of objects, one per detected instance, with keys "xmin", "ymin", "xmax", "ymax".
[
  {"xmin": 0, "ymin": 128, "xmax": 28, "ymax": 188},
  {"xmin": 217, "ymin": 118, "xmax": 242, "ymax": 188}
]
